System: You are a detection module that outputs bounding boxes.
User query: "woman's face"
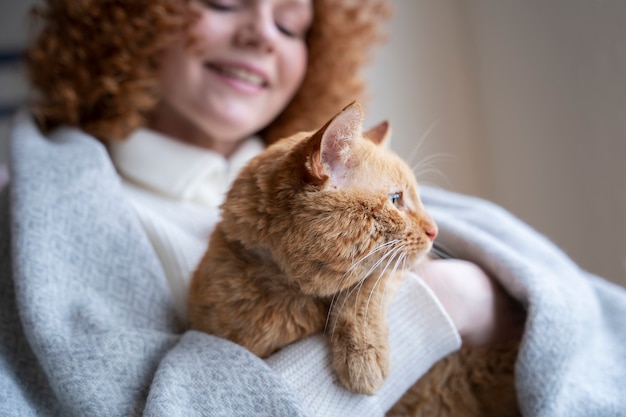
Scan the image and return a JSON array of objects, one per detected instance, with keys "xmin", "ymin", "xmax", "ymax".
[{"xmin": 153, "ymin": 0, "xmax": 312, "ymax": 155}]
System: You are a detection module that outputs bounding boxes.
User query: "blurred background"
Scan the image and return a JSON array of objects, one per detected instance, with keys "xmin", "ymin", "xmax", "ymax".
[
  {"xmin": 1, "ymin": 1, "xmax": 624, "ymax": 287},
  {"xmin": 365, "ymin": 1, "xmax": 626, "ymax": 287}
]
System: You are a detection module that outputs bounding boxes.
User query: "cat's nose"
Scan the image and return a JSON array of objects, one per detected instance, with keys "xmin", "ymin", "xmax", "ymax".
[{"xmin": 423, "ymin": 223, "xmax": 438, "ymax": 241}]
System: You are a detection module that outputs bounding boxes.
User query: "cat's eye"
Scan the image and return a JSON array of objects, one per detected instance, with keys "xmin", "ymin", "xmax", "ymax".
[{"xmin": 389, "ymin": 192, "xmax": 402, "ymax": 207}]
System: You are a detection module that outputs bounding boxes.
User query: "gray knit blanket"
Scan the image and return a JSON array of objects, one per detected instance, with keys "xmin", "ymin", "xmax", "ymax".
[{"xmin": 1, "ymin": 111, "xmax": 625, "ymax": 416}]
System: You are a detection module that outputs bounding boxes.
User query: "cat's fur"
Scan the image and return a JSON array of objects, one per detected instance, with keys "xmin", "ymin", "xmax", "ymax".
[{"xmin": 188, "ymin": 102, "xmax": 519, "ymax": 415}]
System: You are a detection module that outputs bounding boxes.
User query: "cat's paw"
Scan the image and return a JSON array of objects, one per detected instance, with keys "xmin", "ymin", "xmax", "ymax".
[{"xmin": 333, "ymin": 342, "xmax": 390, "ymax": 395}]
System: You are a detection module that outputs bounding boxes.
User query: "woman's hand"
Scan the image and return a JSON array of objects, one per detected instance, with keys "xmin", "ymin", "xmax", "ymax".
[{"xmin": 414, "ymin": 259, "xmax": 525, "ymax": 347}]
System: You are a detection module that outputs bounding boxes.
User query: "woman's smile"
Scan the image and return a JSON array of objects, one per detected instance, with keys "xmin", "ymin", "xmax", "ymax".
[
  {"xmin": 152, "ymin": 0, "xmax": 310, "ymax": 150},
  {"xmin": 204, "ymin": 61, "xmax": 270, "ymax": 94}
]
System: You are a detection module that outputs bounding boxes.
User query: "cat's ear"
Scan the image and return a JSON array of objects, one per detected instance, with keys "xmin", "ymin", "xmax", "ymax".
[
  {"xmin": 364, "ymin": 120, "xmax": 391, "ymax": 146},
  {"xmin": 307, "ymin": 101, "xmax": 363, "ymax": 185}
]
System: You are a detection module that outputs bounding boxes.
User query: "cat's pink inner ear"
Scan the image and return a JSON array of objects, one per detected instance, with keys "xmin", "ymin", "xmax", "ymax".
[
  {"xmin": 320, "ymin": 102, "xmax": 363, "ymax": 175},
  {"xmin": 309, "ymin": 148, "xmax": 326, "ymax": 180},
  {"xmin": 364, "ymin": 120, "xmax": 391, "ymax": 146}
]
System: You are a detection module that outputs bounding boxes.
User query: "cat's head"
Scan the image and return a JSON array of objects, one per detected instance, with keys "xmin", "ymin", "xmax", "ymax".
[{"xmin": 222, "ymin": 102, "xmax": 437, "ymax": 296}]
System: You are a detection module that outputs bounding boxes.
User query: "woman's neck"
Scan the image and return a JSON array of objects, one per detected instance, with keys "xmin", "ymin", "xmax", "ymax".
[{"xmin": 147, "ymin": 102, "xmax": 242, "ymax": 158}]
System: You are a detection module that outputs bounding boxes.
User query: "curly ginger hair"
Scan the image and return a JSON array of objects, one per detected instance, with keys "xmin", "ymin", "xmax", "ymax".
[{"xmin": 26, "ymin": 0, "xmax": 390, "ymax": 144}]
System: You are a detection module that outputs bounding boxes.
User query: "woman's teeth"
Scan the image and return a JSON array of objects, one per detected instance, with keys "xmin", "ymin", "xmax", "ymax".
[{"xmin": 212, "ymin": 65, "xmax": 265, "ymax": 86}]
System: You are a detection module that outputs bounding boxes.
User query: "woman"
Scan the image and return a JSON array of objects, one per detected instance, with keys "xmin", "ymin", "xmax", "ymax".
[
  {"xmin": 2, "ymin": 0, "xmax": 623, "ymax": 416},
  {"xmin": 0, "ymin": 1, "xmax": 475, "ymax": 414}
]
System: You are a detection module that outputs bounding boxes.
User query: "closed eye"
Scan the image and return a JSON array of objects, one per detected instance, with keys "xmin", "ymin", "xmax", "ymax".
[
  {"xmin": 202, "ymin": 0, "xmax": 239, "ymax": 12},
  {"xmin": 277, "ymin": 24, "xmax": 297, "ymax": 38}
]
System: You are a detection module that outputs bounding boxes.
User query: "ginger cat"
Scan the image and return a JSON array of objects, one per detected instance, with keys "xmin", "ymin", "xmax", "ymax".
[{"xmin": 188, "ymin": 102, "xmax": 519, "ymax": 416}]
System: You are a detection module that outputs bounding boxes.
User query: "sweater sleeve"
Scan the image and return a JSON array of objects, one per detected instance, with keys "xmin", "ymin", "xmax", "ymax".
[{"xmin": 265, "ymin": 273, "xmax": 461, "ymax": 416}]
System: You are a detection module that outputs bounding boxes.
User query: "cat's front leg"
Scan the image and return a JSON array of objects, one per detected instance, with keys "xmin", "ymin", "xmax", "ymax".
[{"xmin": 328, "ymin": 272, "xmax": 401, "ymax": 395}]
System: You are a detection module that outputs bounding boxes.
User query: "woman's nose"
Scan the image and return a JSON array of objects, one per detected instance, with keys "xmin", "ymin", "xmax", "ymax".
[{"xmin": 234, "ymin": 7, "xmax": 278, "ymax": 53}]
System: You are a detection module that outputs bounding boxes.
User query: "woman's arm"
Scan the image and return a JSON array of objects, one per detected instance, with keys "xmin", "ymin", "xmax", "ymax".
[{"xmin": 416, "ymin": 258, "xmax": 526, "ymax": 346}]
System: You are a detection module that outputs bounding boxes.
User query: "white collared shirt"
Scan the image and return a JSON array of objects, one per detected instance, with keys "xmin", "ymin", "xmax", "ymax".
[{"xmin": 109, "ymin": 129, "xmax": 264, "ymax": 323}]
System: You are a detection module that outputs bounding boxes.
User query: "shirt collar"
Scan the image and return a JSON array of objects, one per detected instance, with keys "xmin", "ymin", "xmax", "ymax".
[{"xmin": 108, "ymin": 128, "xmax": 264, "ymax": 205}]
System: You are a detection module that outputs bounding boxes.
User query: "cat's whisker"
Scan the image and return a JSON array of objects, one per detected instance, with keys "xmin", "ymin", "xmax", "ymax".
[
  {"xmin": 345, "ymin": 240, "xmax": 402, "ymax": 277},
  {"xmin": 355, "ymin": 242, "xmax": 403, "ymax": 287},
  {"xmin": 406, "ymin": 118, "xmax": 441, "ymax": 168},
  {"xmin": 341, "ymin": 245, "xmax": 398, "ymax": 315},
  {"xmin": 327, "ymin": 240, "xmax": 403, "ymax": 338},
  {"xmin": 353, "ymin": 278, "xmax": 371, "ymax": 334},
  {"xmin": 362, "ymin": 245, "xmax": 406, "ymax": 337},
  {"xmin": 325, "ymin": 242, "xmax": 398, "ymax": 332},
  {"xmin": 324, "ymin": 243, "xmax": 387, "ymax": 334},
  {"xmin": 412, "ymin": 152, "xmax": 454, "ymax": 185},
  {"xmin": 413, "ymin": 151, "xmax": 453, "ymax": 169},
  {"xmin": 414, "ymin": 165, "xmax": 447, "ymax": 182},
  {"xmin": 430, "ymin": 241, "xmax": 458, "ymax": 259},
  {"xmin": 330, "ymin": 240, "xmax": 402, "ymax": 315},
  {"xmin": 328, "ymin": 276, "xmax": 370, "ymax": 340},
  {"xmin": 370, "ymin": 245, "xmax": 404, "ymax": 304},
  {"xmin": 381, "ymin": 251, "xmax": 407, "ymax": 311},
  {"xmin": 326, "ymin": 271, "xmax": 368, "ymax": 337},
  {"xmin": 381, "ymin": 250, "xmax": 408, "ymax": 307}
]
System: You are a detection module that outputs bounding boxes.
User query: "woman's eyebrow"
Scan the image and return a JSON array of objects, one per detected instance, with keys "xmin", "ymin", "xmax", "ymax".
[
  {"xmin": 281, "ymin": 0, "xmax": 313, "ymax": 14},
  {"xmin": 280, "ymin": 0, "xmax": 313, "ymax": 23}
]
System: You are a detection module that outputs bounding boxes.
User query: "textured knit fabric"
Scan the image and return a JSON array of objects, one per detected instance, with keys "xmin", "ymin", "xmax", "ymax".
[
  {"xmin": 422, "ymin": 188, "xmax": 626, "ymax": 417},
  {"xmin": 1, "ymin": 112, "xmax": 304, "ymax": 417},
  {"xmin": 108, "ymin": 128, "xmax": 264, "ymax": 321},
  {"xmin": 108, "ymin": 127, "xmax": 264, "ymax": 208},
  {"xmin": 0, "ymin": 111, "xmax": 461, "ymax": 416}
]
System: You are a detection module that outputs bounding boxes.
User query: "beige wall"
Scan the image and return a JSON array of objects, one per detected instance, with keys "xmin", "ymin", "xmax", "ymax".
[{"xmin": 365, "ymin": 0, "xmax": 626, "ymax": 287}]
